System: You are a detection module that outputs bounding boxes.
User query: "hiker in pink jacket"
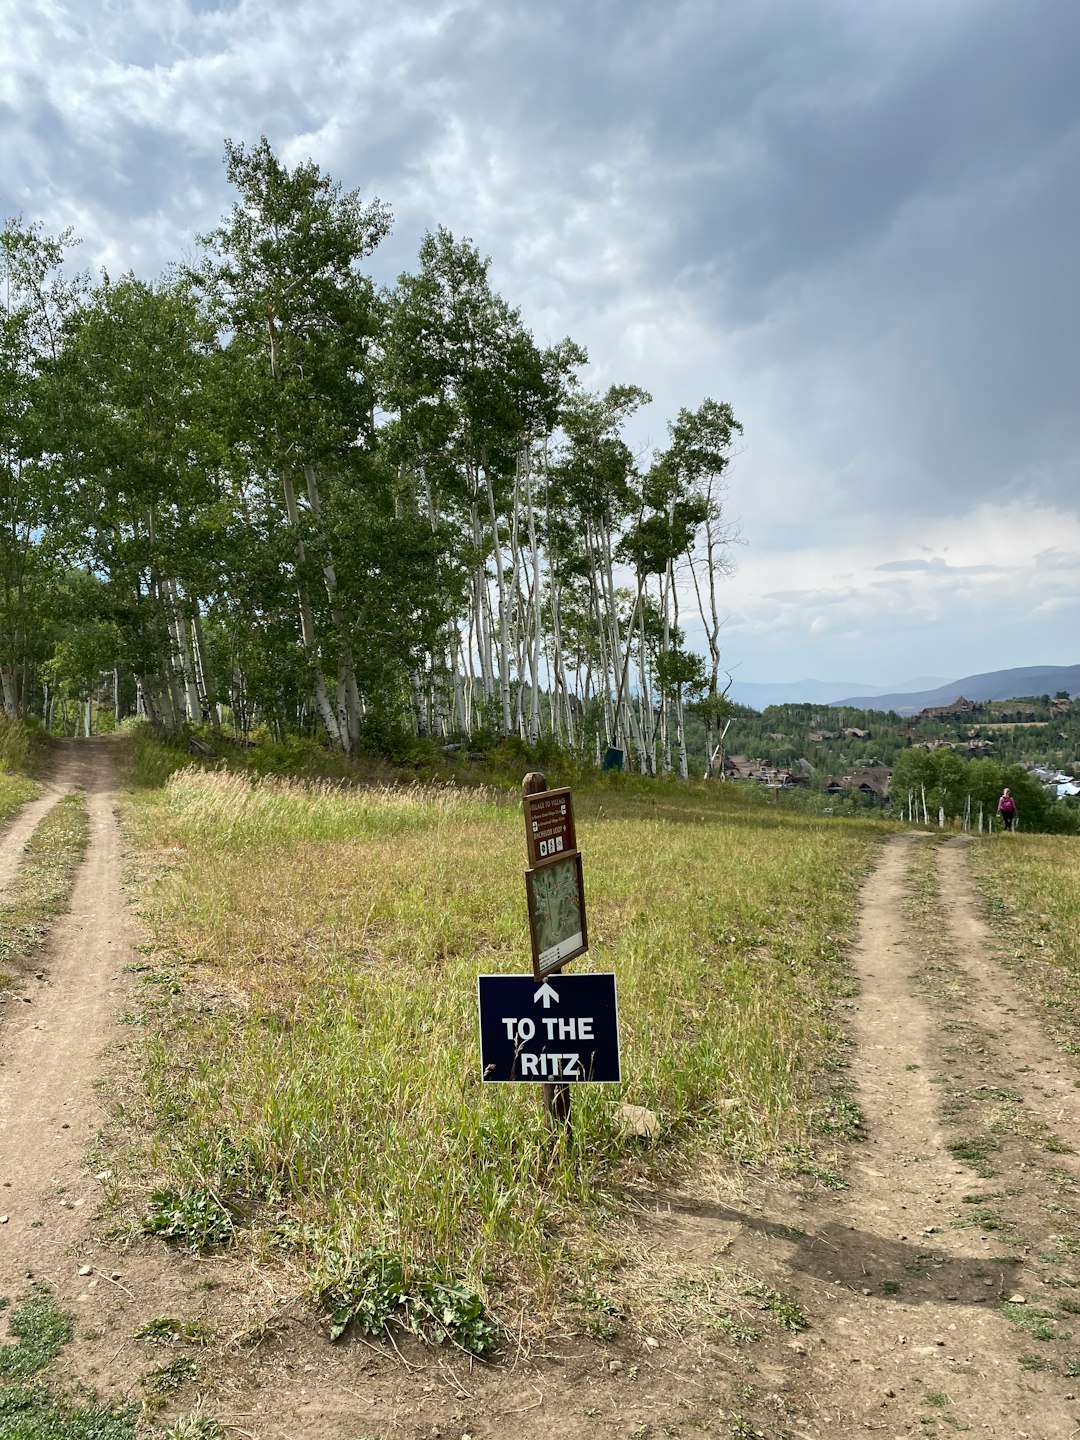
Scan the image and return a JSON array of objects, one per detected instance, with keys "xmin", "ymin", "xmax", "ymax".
[{"xmin": 997, "ymin": 787, "xmax": 1017, "ymax": 831}]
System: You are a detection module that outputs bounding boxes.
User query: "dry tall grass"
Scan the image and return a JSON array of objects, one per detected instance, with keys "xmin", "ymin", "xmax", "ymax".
[{"xmin": 124, "ymin": 766, "xmax": 881, "ymax": 1313}]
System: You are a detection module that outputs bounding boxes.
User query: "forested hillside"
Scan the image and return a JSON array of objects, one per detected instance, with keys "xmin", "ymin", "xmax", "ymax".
[
  {"xmin": 718, "ymin": 694, "xmax": 1080, "ymax": 779},
  {"xmin": 0, "ymin": 139, "xmax": 739, "ymax": 776}
]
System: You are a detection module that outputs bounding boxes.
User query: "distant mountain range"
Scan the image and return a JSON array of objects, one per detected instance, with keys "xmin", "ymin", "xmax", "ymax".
[
  {"xmin": 727, "ymin": 676, "xmax": 953, "ymax": 711},
  {"xmin": 830, "ymin": 664, "xmax": 1080, "ymax": 715}
]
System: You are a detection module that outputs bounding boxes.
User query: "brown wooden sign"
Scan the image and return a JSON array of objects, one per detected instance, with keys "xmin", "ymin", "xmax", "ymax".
[{"xmin": 523, "ymin": 786, "xmax": 577, "ymax": 868}]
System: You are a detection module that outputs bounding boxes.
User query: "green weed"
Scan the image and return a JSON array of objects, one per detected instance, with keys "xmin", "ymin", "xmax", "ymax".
[
  {"xmin": 142, "ymin": 1188, "xmax": 235, "ymax": 1251},
  {"xmin": 141, "ymin": 1354, "xmax": 201, "ymax": 1395},
  {"xmin": 817, "ymin": 1093, "xmax": 865, "ymax": 1140},
  {"xmin": 318, "ymin": 1247, "xmax": 499, "ymax": 1355},
  {"xmin": 948, "ymin": 1136, "xmax": 1000, "ymax": 1178},
  {"xmin": 1018, "ymin": 1352, "xmax": 1055, "ymax": 1372},
  {"xmin": 0, "ymin": 1386, "xmax": 138, "ymax": 1439},
  {"xmin": 951, "ymin": 1208, "xmax": 1009, "ymax": 1232},
  {"xmin": 574, "ymin": 1287, "xmax": 625, "ymax": 1317},
  {"xmin": 707, "ymin": 1313, "xmax": 760, "ymax": 1345},
  {"xmin": 1000, "ymin": 1302, "xmax": 1062, "ymax": 1341},
  {"xmin": 134, "ymin": 1316, "xmax": 213, "ymax": 1345},
  {"xmin": 0, "ymin": 1287, "xmax": 73, "ymax": 1380},
  {"xmin": 743, "ymin": 1280, "xmax": 808, "ymax": 1332}
]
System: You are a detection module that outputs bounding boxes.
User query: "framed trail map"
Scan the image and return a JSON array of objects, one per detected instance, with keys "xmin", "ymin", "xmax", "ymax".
[{"xmin": 525, "ymin": 851, "xmax": 588, "ymax": 977}]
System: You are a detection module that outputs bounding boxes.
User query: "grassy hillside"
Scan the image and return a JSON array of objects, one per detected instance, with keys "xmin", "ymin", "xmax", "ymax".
[{"xmin": 118, "ymin": 748, "xmax": 884, "ymax": 1335}]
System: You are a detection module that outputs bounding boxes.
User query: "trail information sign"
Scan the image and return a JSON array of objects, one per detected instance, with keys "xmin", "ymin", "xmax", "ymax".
[
  {"xmin": 526, "ymin": 852, "xmax": 587, "ymax": 977},
  {"xmin": 523, "ymin": 786, "xmax": 577, "ymax": 867},
  {"xmin": 477, "ymin": 973, "xmax": 620, "ymax": 1083}
]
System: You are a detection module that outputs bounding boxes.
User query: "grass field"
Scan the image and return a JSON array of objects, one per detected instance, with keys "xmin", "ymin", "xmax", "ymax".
[
  {"xmin": 120, "ymin": 757, "xmax": 884, "ymax": 1332},
  {"xmin": 976, "ymin": 834, "xmax": 1080, "ymax": 1052}
]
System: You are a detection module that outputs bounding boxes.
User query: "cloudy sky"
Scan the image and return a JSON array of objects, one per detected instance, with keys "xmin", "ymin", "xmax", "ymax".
[{"xmin": 4, "ymin": 0, "xmax": 1079, "ymax": 690}]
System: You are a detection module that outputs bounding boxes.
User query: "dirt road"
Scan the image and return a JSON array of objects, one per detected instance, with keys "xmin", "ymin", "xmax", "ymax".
[{"xmin": 2, "ymin": 750, "xmax": 1079, "ymax": 1437}]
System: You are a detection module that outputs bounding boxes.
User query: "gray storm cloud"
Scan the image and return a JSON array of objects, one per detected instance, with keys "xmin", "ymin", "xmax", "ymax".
[{"xmin": 2, "ymin": 0, "xmax": 1078, "ymax": 678}]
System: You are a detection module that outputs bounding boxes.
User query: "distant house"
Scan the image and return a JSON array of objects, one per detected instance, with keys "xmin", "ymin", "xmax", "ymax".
[
  {"xmin": 841, "ymin": 727, "xmax": 870, "ymax": 740},
  {"xmin": 807, "ymin": 730, "xmax": 840, "ymax": 743},
  {"xmin": 1051, "ymin": 698, "xmax": 1072, "ymax": 718},
  {"xmin": 919, "ymin": 696, "xmax": 979, "ymax": 720},
  {"xmin": 776, "ymin": 769, "xmax": 811, "ymax": 789},
  {"xmin": 966, "ymin": 738, "xmax": 994, "ymax": 753},
  {"xmin": 826, "ymin": 767, "xmax": 893, "ymax": 802},
  {"xmin": 723, "ymin": 755, "xmax": 808, "ymax": 788}
]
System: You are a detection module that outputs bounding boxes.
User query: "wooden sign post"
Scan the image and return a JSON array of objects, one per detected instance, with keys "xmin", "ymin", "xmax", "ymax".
[{"xmin": 522, "ymin": 771, "xmax": 588, "ymax": 1131}]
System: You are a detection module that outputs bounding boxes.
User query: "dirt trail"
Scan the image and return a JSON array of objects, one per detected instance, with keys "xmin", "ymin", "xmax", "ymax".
[
  {"xmin": 676, "ymin": 832, "xmax": 1080, "ymax": 1437},
  {"xmin": 0, "ymin": 740, "xmax": 197, "ymax": 1398}
]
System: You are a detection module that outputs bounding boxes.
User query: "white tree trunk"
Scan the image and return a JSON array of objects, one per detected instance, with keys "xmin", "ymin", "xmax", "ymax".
[
  {"xmin": 483, "ymin": 468, "xmax": 513, "ymax": 735},
  {"xmin": 0, "ymin": 667, "xmax": 16, "ymax": 718},
  {"xmin": 280, "ymin": 469, "xmax": 346, "ymax": 750}
]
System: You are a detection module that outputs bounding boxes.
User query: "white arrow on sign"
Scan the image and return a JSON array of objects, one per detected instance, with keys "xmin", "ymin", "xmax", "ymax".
[{"xmin": 533, "ymin": 980, "xmax": 560, "ymax": 1009}]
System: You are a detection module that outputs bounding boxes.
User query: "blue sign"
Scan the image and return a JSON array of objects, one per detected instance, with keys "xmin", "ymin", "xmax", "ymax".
[{"xmin": 478, "ymin": 973, "xmax": 621, "ymax": 1083}]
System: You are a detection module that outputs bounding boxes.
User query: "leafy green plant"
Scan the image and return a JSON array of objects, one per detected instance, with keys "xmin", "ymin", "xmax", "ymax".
[
  {"xmin": 817, "ymin": 1093, "xmax": 865, "ymax": 1140},
  {"xmin": 141, "ymin": 1354, "xmax": 202, "ymax": 1395},
  {"xmin": 134, "ymin": 1316, "xmax": 213, "ymax": 1345},
  {"xmin": 0, "ymin": 1287, "xmax": 73, "ymax": 1379},
  {"xmin": 318, "ymin": 1248, "xmax": 498, "ymax": 1356},
  {"xmin": 574, "ymin": 1287, "xmax": 625, "ymax": 1317},
  {"xmin": 156, "ymin": 1418, "xmax": 224, "ymax": 1440},
  {"xmin": 743, "ymin": 1281, "xmax": 808, "ymax": 1332},
  {"xmin": 707, "ymin": 1312, "xmax": 759, "ymax": 1345},
  {"xmin": 142, "ymin": 1188, "xmax": 234, "ymax": 1251},
  {"xmin": 950, "ymin": 1208, "xmax": 1009, "ymax": 1232},
  {"xmin": 0, "ymin": 1385, "xmax": 139, "ymax": 1439},
  {"xmin": 1018, "ymin": 1352, "xmax": 1055, "ymax": 1372}
]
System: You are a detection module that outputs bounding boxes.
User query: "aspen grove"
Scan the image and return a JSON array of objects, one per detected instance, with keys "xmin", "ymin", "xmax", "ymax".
[{"xmin": 0, "ymin": 139, "xmax": 741, "ymax": 776}]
